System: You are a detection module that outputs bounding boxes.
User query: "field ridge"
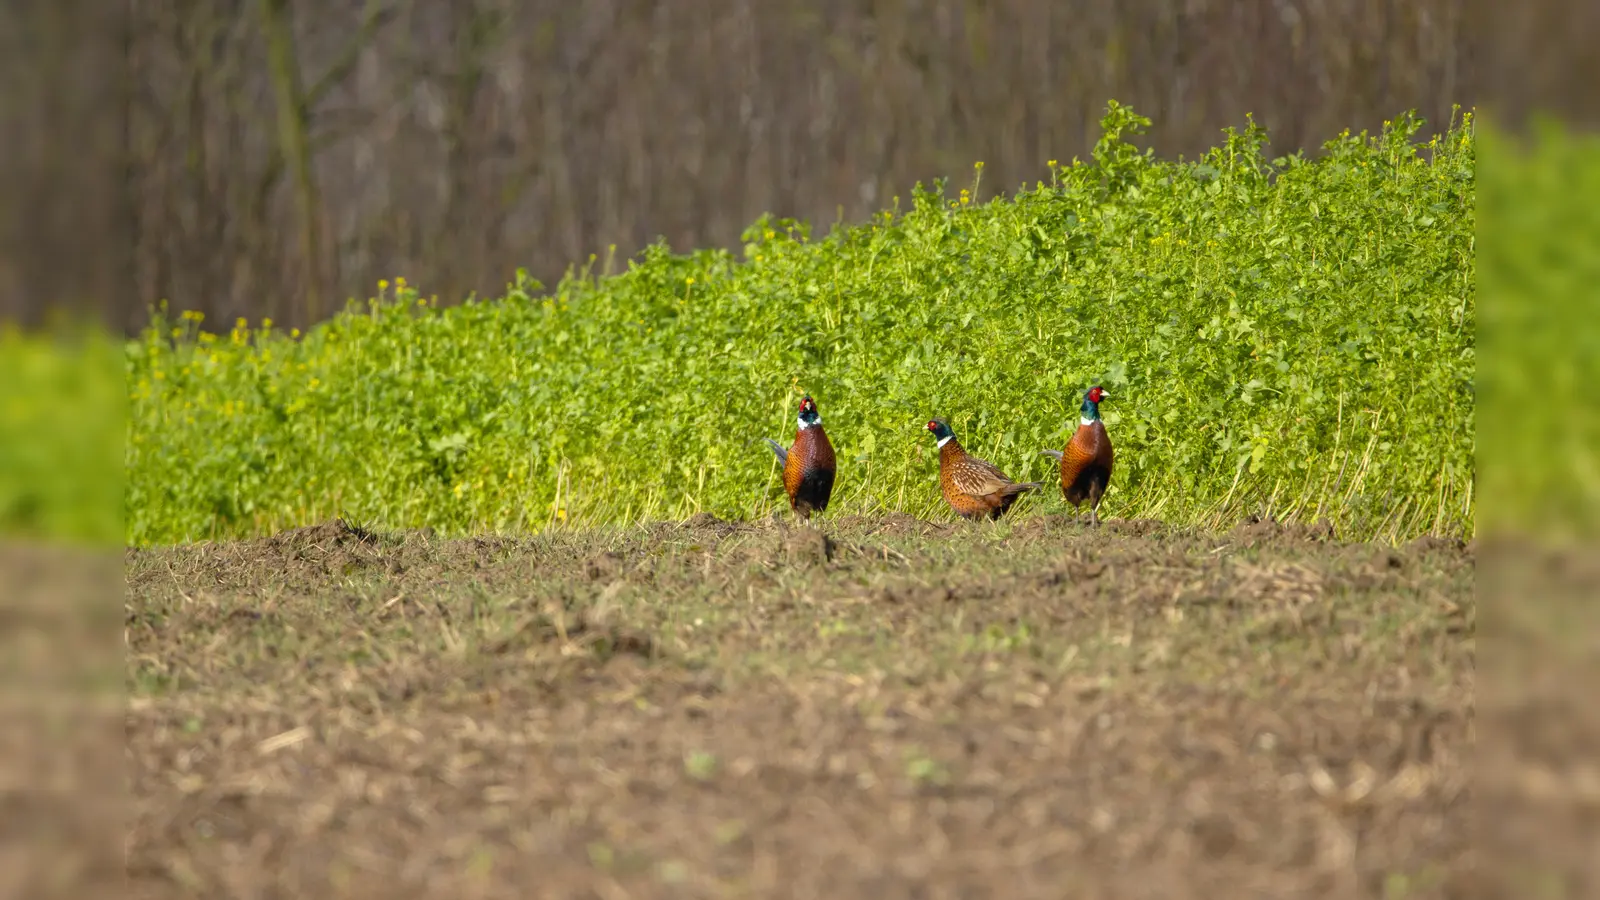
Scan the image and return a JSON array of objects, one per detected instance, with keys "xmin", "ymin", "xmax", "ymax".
[{"xmin": 125, "ymin": 512, "xmax": 1474, "ymax": 898}]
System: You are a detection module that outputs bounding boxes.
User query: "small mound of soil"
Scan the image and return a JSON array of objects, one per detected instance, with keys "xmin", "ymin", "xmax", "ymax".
[
  {"xmin": 678, "ymin": 511, "xmax": 746, "ymax": 538},
  {"xmin": 1226, "ymin": 516, "xmax": 1336, "ymax": 547},
  {"xmin": 250, "ymin": 518, "xmax": 387, "ymax": 578},
  {"xmin": 780, "ymin": 527, "xmax": 835, "ymax": 566},
  {"xmin": 264, "ymin": 517, "xmax": 381, "ymax": 554},
  {"xmin": 840, "ymin": 512, "xmax": 948, "ymax": 538},
  {"xmin": 1405, "ymin": 534, "xmax": 1470, "ymax": 557},
  {"xmin": 1101, "ymin": 517, "xmax": 1169, "ymax": 537},
  {"xmin": 582, "ymin": 550, "xmax": 627, "ymax": 581}
]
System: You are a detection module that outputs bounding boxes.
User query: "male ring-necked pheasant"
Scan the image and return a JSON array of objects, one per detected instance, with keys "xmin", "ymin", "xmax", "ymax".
[
  {"xmin": 1040, "ymin": 385, "xmax": 1115, "ymax": 526},
  {"xmin": 762, "ymin": 395, "xmax": 836, "ymax": 521},
  {"xmin": 925, "ymin": 418, "xmax": 1042, "ymax": 521}
]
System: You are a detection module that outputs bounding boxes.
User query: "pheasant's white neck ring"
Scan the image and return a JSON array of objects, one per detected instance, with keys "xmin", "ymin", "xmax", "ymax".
[
  {"xmin": 1080, "ymin": 415, "xmax": 1098, "ymax": 427},
  {"xmin": 936, "ymin": 435, "xmax": 953, "ymax": 448},
  {"xmin": 797, "ymin": 416, "xmax": 820, "ymax": 430}
]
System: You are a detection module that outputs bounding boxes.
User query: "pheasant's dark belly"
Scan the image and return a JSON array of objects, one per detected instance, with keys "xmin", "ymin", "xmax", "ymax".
[
  {"xmin": 792, "ymin": 466, "xmax": 835, "ymax": 511},
  {"xmin": 1060, "ymin": 456, "xmax": 1111, "ymax": 504}
]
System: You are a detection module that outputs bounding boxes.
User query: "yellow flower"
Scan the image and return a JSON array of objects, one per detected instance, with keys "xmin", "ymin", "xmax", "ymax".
[
  {"xmin": 1048, "ymin": 159, "xmax": 1058, "ymax": 168},
  {"xmin": 290, "ymin": 328, "xmax": 300, "ymax": 338},
  {"xmin": 378, "ymin": 279, "xmax": 389, "ymax": 291},
  {"xmin": 261, "ymin": 317, "xmax": 272, "ymax": 330},
  {"xmin": 686, "ymin": 276, "xmax": 695, "ymax": 286}
]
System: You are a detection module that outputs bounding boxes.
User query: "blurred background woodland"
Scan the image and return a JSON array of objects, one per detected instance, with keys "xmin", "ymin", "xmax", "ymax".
[{"xmin": 2, "ymin": 0, "xmax": 1588, "ymax": 334}]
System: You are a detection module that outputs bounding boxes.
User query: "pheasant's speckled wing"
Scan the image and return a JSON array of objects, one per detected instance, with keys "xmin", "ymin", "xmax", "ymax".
[{"xmin": 950, "ymin": 455, "xmax": 1014, "ymax": 498}]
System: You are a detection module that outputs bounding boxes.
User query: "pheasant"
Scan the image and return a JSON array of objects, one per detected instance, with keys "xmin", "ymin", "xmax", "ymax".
[
  {"xmin": 762, "ymin": 395, "xmax": 837, "ymax": 521},
  {"xmin": 1039, "ymin": 385, "xmax": 1115, "ymax": 526},
  {"xmin": 925, "ymin": 418, "xmax": 1042, "ymax": 521}
]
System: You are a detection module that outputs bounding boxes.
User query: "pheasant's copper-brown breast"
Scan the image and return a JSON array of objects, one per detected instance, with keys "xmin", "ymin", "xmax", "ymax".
[
  {"xmin": 1058, "ymin": 419, "xmax": 1114, "ymax": 506},
  {"xmin": 784, "ymin": 423, "xmax": 836, "ymax": 517}
]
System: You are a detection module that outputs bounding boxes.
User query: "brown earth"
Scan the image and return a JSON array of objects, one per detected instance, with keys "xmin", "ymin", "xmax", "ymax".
[{"xmin": 123, "ymin": 514, "xmax": 1477, "ymax": 899}]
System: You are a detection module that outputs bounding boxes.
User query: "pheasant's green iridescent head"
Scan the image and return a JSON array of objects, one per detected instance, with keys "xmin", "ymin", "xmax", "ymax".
[
  {"xmin": 1080, "ymin": 385, "xmax": 1109, "ymax": 422},
  {"xmin": 797, "ymin": 396, "xmax": 822, "ymax": 429},
  {"xmin": 925, "ymin": 417, "xmax": 955, "ymax": 446}
]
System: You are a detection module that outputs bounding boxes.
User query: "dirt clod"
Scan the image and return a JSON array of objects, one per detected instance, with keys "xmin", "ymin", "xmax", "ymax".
[
  {"xmin": 781, "ymin": 526, "xmax": 835, "ymax": 566},
  {"xmin": 264, "ymin": 516, "xmax": 380, "ymax": 553}
]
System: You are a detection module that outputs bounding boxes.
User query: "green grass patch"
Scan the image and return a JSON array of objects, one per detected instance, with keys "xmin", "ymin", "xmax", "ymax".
[
  {"xmin": 1, "ymin": 324, "xmax": 125, "ymax": 546},
  {"xmin": 1477, "ymin": 116, "xmax": 1600, "ymax": 544},
  {"xmin": 125, "ymin": 102, "xmax": 1476, "ymax": 547}
]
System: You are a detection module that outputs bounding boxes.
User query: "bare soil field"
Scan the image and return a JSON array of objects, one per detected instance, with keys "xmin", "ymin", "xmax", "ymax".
[{"xmin": 124, "ymin": 514, "xmax": 1475, "ymax": 899}]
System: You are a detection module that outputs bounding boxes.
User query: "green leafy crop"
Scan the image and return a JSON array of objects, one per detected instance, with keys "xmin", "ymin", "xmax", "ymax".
[
  {"xmin": 125, "ymin": 102, "xmax": 1476, "ymax": 547},
  {"xmin": 1475, "ymin": 116, "xmax": 1600, "ymax": 543},
  {"xmin": 1, "ymin": 326, "xmax": 124, "ymax": 547}
]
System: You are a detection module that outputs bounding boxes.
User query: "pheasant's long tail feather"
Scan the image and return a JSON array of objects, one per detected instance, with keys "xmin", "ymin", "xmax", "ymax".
[
  {"xmin": 1039, "ymin": 449, "xmax": 1064, "ymax": 460},
  {"xmin": 761, "ymin": 438, "xmax": 788, "ymax": 465},
  {"xmin": 1004, "ymin": 481, "xmax": 1044, "ymax": 495}
]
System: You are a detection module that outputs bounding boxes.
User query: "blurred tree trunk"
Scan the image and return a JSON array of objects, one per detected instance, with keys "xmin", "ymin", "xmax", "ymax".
[
  {"xmin": 259, "ymin": 0, "xmax": 323, "ymax": 324},
  {"xmin": 55, "ymin": 0, "xmax": 1510, "ymax": 334},
  {"xmin": 117, "ymin": 0, "xmax": 142, "ymax": 329},
  {"xmin": 440, "ymin": 1, "xmax": 502, "ymax": 295}
]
